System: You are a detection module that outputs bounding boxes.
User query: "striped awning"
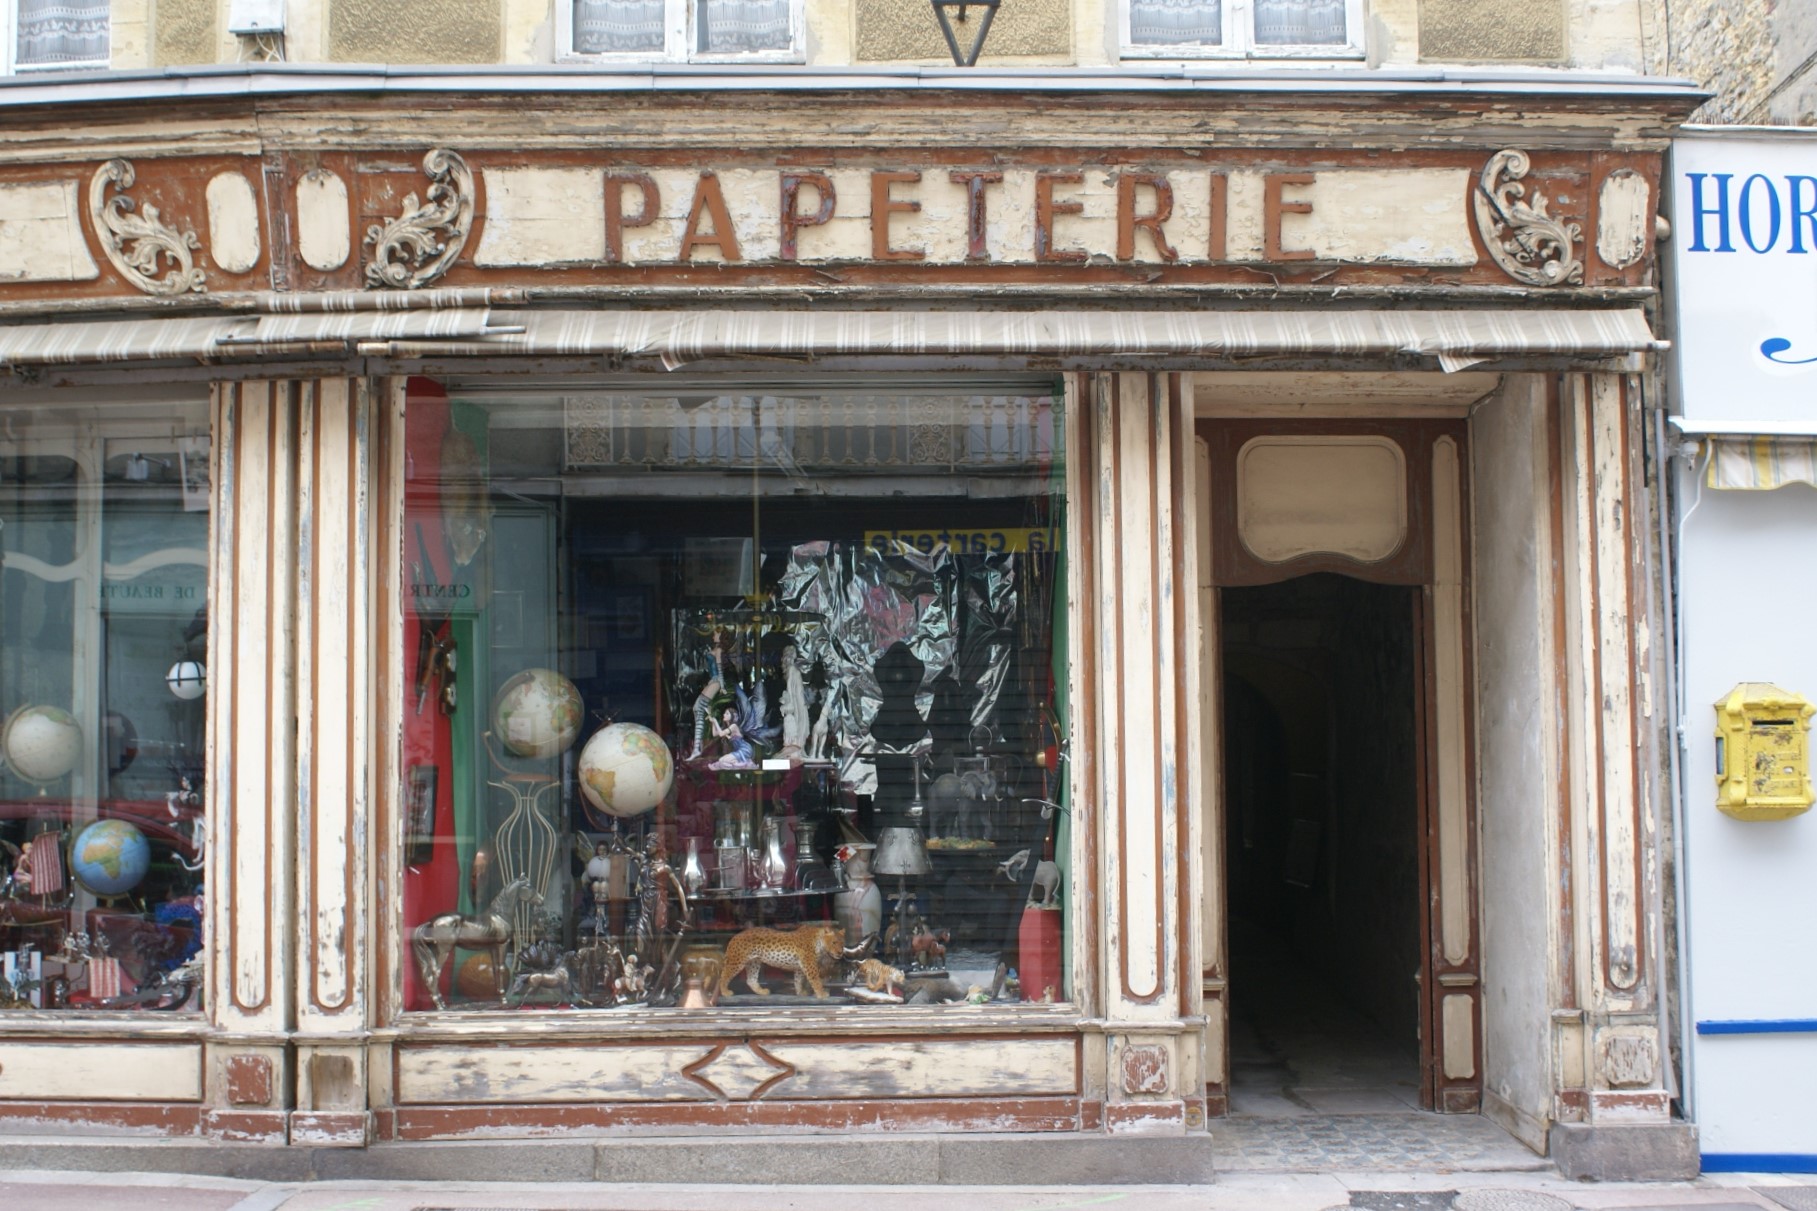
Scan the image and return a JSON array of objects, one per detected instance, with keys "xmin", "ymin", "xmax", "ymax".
[
  {"xmin": 0, "ymin": 307, "xmax": 1660, "ymax": 369},
  {"xmin": 480, "ymin": 308, "xmax": 1660, "ymax": 371},
  {"xmin": 1704, "ymin": 436, "xmax": 1817, "ymax": 491}
]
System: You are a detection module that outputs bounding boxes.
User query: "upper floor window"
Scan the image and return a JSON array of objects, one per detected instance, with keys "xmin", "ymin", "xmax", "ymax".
[
  {"xmin": 5, "ymin": 0, "xmax": 110, "ymax": 72},
  {"xmin": 1123, "ymin": 0, "xmax": 1362, "ymax": 58},
  {"xmin": 560, "ymin": 0, "xmax": 800, "ymax": 63}
]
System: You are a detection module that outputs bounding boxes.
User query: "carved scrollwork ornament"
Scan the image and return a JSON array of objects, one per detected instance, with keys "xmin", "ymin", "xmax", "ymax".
[
  {"xmin": 1473, "ymin": 149, "xmax": 1584, "ymax": 288},
  {"xmin": 87, "ymin": 159, "xmax": 207, "ymax": 296},
  {"xmin": 364, "ymin": 148, "xmax": 475, "ymax": 289}
]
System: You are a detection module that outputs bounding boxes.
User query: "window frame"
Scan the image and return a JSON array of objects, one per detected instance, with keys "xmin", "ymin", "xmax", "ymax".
[
  {"xmin": 1118, "ymin": 0, "xmax": 1365, "ymax": 61},
  {"xmin": 2, "ymin": 0, "xmax": 112, "ymax": 75},
  {"xmin": 556, "ymin": 0, "xmax": 806, "ymax": 66}
]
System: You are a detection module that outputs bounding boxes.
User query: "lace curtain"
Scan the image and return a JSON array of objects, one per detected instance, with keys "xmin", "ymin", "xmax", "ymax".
[
  {"xmin": 1128, "ymin": 0, "xmax": 1222, "ymax": 47},
  {"xmin": 15, "ymin": 0, "xmax": 109, "ymax": 68},
  {"xmin": 1253, "ymin": 0, "xmax": 1347, "ymax": 45},
  {"xmin": 697, "ymin": 0, "xmax": 790, "ymax": 54},
  {"xmin": 1129, "ymin": 0, "xmax": 1348, "ymax": 47},
  {"xmin": 573, "ymin": 0, "xmax": 665, "ymax": 54}
]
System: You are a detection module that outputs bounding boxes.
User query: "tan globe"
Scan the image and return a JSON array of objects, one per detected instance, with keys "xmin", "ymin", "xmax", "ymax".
[
  {"xmin": 577, "ymin": 722, "xmax": 674, "ymax": 818},
  {"xmin": 2, "ymin": 704, "xmax": 82, "ymax": 786},
  {"xmin": 490, "ymin": 668, "xmax": 584, "ymax": 760}
]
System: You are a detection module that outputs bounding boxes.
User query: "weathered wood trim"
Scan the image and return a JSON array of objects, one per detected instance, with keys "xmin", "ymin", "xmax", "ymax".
[
  {"xmin": 296, "ymin": 377, "xmax": 375, "ymax": 1027},
  {"xmin": 1064, "ymin": 371, "xmax": 1100, "ymax": 1023},
  {"xmin": 0, "ymin": 1041, "xmax": 204, "ymax": 1102},
  {"xmin": 378, "ymin": 1095, "xmax": 1090, "ymax": 1140},
  {"xmin": 394, "ymin": 1035, "xmax": 1080, "ymax": 1105},
  {"xmin": 210, "ymin": 379, "xmax": 299, "ymax": 1032}
]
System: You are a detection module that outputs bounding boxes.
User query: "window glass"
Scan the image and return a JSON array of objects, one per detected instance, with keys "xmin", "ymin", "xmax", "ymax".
[
  {"xmin": 1128, "ymin": 0, "xmax": 1223, "ymax": 48},
  {"xmin": 1252, "ymin": 0, "xmax": 1347, "ymax": 45},
  {"xmin": 15, "ymin": 0, "xmax": 110, "ymax": 68},
  {"xmin": 400, "ymin": 380, "xmax": 1071, "ymax": 1014},
  {"xmin": 0, "ymin": 397, "xmax": 210, "ymax": 1012},
  {"xmin": 697, "ymin": 0, "xmax": 790, "ymax": 54},
  {"xmin": 573, "ymin": 0, "xmax": 665, "ymax": 55}
]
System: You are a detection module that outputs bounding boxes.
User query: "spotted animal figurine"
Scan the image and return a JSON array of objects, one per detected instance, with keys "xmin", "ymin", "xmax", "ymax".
[{"xmin": 717, "ymin": 924, "xmax": 846, "ymax": 999}]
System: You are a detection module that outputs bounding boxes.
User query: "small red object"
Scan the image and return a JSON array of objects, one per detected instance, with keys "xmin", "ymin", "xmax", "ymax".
[{"xmin": 1017, "ymin": 904, "xmax": 1063, "ymax": 1003}]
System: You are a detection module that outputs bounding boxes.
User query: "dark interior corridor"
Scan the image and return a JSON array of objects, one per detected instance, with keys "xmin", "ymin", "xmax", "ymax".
[{"xmin": 1221, "ymin": 574, "xmax": 1425, "ymax": 1115}]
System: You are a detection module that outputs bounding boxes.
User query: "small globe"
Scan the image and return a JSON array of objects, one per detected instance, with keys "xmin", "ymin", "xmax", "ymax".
[
  {"xmin": 69, "ymin": 819, "xmax": 151, "ymax": 897},
  {"xmin": 490, "ymin": 668, "xmax": 584, "ymax": 760},
  {"xmin": 577, "ymin": 722, "xmax": 674, "ymax": 819},
  {"xmin": 2, "ymin": 704, "xmax": 82, "ymax": 785}
]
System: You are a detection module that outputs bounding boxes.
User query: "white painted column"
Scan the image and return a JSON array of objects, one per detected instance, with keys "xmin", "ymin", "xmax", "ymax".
[
  {"xmin": 291, "ymin": 378, "xmax": 379, "ymax": 1145},
  {"xmin": 1069, "ymin": 371, "xmax": 1206, "ymax": 1133},
  {"xmin": 205, "ymin": 380, "xmax": 301, "ymax": 1141},
  {"xmin": 1554, "ymin": 371, "xmax": 1673, "ymax": 1125}
]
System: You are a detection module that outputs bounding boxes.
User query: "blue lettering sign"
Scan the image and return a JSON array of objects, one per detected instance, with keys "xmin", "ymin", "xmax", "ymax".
[
  {"xmin": 1740, "ymin": 173, "xmax": 1783, "ymax": 253},
  {"xmin": 1688, "ymin": 172, "xmax": 1736, "ymax": 253}
]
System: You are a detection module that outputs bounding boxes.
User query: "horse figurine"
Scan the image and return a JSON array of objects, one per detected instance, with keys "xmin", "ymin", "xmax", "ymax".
[{"xmin": 412, "ymin": 876, "xmax": 542, "ymax": 1010}]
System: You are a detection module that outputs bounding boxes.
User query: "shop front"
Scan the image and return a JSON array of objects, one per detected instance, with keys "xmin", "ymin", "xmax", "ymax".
[{"xmin": 0, "ymin": 69, "xmax": 1698, "ymax": 1173}]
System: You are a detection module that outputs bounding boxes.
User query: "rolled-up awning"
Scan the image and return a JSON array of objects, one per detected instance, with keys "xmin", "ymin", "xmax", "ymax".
[
  {"xmin": 0, "ymin": 306, "xmax": 1660, "ymax": 369},
  {"xmin": 1670, "ymin": 420, "xmax": 1817, "ymax": 491}
]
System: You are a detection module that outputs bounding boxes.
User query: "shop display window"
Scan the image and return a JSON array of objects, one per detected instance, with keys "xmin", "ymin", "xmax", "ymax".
[
  {"xmin": 0, "ymin": 397, "xmax": 210, "ymax": 1012},
  {"xmin": 400, "ymin": 378, "xmax": 1071, "ymax": 1013}
]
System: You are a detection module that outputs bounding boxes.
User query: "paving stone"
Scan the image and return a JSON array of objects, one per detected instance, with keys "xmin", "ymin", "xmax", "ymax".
[
  {"xmin": 1349, "ymin": 1192, "xmax": 1458, "ymax": 1210},
  {"xmin": 1214, "ymin": 1114, "xmax": 1547, "ymax": 1174},
  {"xmin": 1451, "ymin": 1192, "xmax": 1575, "ymax": 1211},
  {"xmin": 1758, "ymin": 1191, "xmax": 1817, "ymax": 1211}
]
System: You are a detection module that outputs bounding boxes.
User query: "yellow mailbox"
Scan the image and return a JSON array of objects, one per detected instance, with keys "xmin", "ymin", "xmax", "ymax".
[{"xmin": 1715, "ymin": 683, "xmax": 1816, "ymax": 820}]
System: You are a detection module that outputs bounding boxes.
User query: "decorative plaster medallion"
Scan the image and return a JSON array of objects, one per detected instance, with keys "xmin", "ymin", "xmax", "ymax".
[
  {"xmin": 296, "ymin": 170, "xmax": 352, "ymax": 271},
  {"xmin": 87, "ymin": 159, "xmax": 207, "ymax": 296},
  {"xmin": 205, "ymin": 172, "xmax": 261, "ymax": 274},
  {"xmin": 1472, "ymin": 149, "xmax": 1583, "ymax": 288},
  {"xmin": 1120, "ymin": 1043, "xmax": 1170, "ymax": 1096},
  {"xmin": 1595, "ymin": 168, "xmax": 1652, "ymax": 271},
  {"xmin": 364, "ymin": 148, "xmax": 474, "ymax": 289},
  {"xmin": 681, "ymin": 1041, "xmax": 797, "ymax": 1101},
  {"xmin": 1598, "ymin": 1033, "xmax": 1658, "ymax": 1089}
]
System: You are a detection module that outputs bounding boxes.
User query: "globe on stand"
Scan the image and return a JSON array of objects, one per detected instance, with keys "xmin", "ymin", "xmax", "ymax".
[
  {"xmin": 489, "ymin": 669, "xmax": 583, "ymax": 761},
  {"xmin": 577, "ymin": 723, "xmax": 674, "ymax": 822},
  {"xmin": 70, "ymin": 818, "xmax": 151, "ymax": 898},
  {"xmin": 2, "ymin": 705, "xmax": 82, "ymax": 793}
]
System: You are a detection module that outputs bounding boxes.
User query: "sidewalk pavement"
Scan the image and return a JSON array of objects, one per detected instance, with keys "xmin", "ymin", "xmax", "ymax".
[{"xmin": 7, "ymin": 1168, "xmax": 1817, "ymax": 1211}]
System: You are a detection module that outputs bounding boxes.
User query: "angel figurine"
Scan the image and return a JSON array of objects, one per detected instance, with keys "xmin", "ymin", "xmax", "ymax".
[
  {"xmin": 706, "ymin": 683, "xmax": 778, "ymax": 771},
  {"xmin": 688, "ymin": 627, "xmax": 736, "ymax": 760}
]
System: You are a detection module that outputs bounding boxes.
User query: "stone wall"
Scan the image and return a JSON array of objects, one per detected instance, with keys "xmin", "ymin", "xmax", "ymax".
[{"xmin": 1656, "ymin": 0, "xmax": 1780, "ymax": 123}]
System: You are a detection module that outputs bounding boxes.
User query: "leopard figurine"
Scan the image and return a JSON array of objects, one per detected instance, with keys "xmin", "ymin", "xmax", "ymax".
[{"xmin": 717, "ymin": 924, "xmax": 846, "ymax": 999}]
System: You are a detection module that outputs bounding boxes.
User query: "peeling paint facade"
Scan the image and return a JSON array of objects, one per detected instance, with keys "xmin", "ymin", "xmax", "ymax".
[{"xmin": 0, "ymin": 0, "xmax": 1708, "ymax": 1181}]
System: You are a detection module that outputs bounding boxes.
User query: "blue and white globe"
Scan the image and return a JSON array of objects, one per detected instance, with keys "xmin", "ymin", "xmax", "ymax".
[{"xmin": 70, "ymin": 819, "xmax": 152, "ymax": 897}]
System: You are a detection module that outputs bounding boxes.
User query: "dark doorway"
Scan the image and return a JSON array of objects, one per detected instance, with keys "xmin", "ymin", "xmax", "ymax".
[{"xmin": 1221, "ymin": 573, "xmax": 1425, "ymax": 1115}]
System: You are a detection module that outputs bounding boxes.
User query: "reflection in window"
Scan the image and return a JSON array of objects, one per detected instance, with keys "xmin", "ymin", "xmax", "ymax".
[
  {"xmin": 400, "ymin": 381, "xmax": 1071, "ymax": 1014},
  {"xmin": 0, "ymin": 398, "xmax": 209, "ymax": 1012}
]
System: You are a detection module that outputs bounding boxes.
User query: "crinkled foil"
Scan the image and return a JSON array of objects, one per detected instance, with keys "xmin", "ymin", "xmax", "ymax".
[{"xmin": 670, "ymin": 541, "xmax": 1017, "ymax": 795}]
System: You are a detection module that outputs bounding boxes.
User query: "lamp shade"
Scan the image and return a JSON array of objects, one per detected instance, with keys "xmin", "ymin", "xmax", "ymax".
[
  {"xmin": 166, "ymin": 660, "xmax": 207, "ymax": 701},
  {"xmin": 873, "ymin": 825, "xmax": 931, "ymax": 876}
]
